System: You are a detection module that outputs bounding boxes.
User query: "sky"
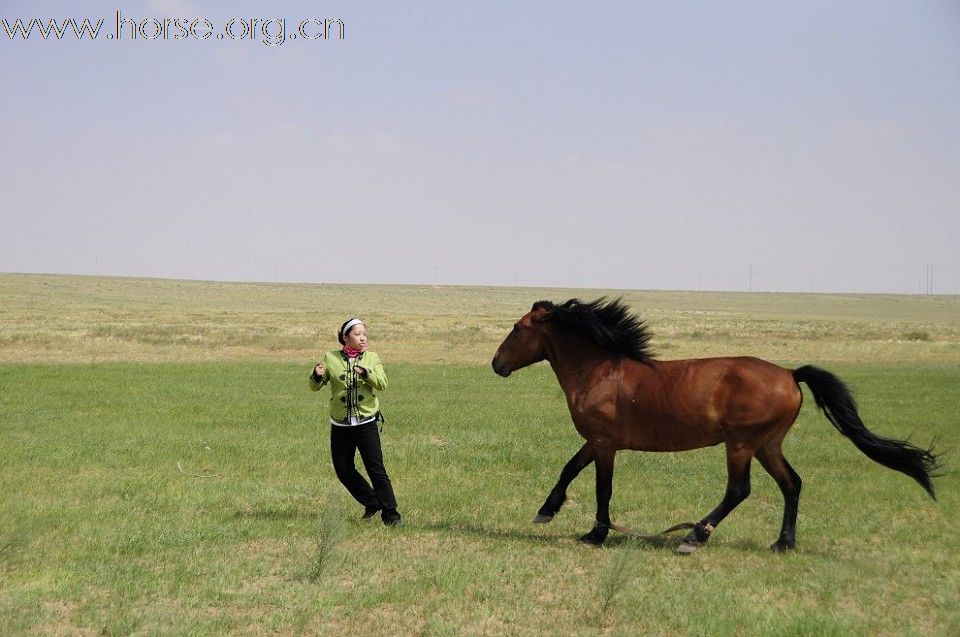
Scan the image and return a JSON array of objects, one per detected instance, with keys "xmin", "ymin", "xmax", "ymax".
[{"xmin": 2, "ymin": 1, "xmax": 959, "ymax": 294}]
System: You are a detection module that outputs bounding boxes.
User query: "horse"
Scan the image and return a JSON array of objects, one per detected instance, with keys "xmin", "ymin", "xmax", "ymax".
[{"xmin": 491, "ymin": 298, "xmax": 939, "ymax": 552}]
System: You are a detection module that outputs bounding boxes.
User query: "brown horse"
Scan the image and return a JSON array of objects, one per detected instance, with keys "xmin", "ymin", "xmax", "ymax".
[{"xmin": 491, "ymin": 298, "xmax": 939, "ymax": 552}]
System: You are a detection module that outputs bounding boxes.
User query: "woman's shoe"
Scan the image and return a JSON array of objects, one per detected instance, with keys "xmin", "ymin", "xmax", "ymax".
[{"xmin": 382, "ymin": 512, "xmax": 402, "ymax": 526}]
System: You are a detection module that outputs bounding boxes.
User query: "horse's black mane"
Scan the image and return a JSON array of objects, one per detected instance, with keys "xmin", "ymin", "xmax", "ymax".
[{"xmin": 532, "ymin": 297, "xmax": 654, "ymax": 362}]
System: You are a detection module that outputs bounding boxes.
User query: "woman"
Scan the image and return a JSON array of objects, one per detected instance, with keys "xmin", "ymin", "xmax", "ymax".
[{"xmin": 309, "ymin": 318, "xmax": 402, "ymax": 526}]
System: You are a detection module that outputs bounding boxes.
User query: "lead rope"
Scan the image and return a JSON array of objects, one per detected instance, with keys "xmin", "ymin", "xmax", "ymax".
[{"xmin": 608, "ymin": 521, "xmax": 698, "ymax": 539}]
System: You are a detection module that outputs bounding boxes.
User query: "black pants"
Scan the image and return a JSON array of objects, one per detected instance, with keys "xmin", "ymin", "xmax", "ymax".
[{"xmin": 330, "ymin": 421, "xmax": 399, "ymax": 518}]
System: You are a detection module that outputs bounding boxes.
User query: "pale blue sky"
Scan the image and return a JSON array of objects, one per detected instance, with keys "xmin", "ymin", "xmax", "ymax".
[{"xmin": 2, "ymin": 1, "xmax": 959, "ymax": 293}]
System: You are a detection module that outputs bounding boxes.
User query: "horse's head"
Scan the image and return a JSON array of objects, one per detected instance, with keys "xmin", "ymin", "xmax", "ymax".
[{"xmin": 492, "ymin": 302, "xmax": 553, "ymax": 377}]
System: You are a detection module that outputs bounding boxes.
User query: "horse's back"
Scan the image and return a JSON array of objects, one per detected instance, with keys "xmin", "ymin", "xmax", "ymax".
[
  {"xmin": 616, "ymin": 356, "xmax": 801, "ymax": 451},
  {"xmin": 668, "ymin": 356, "xmax": 803, "ymax": 432}
]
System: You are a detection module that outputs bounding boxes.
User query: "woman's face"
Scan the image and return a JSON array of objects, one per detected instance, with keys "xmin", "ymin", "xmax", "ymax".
[{"xmin": 344, "ymin": 324, "xmax": 367, "ymax": 350}]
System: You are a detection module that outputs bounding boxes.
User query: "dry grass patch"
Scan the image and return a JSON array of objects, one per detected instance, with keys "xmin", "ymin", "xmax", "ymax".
[{"xmin": 3, "ymin": 273, "xmax": 960, "ymax": 365}]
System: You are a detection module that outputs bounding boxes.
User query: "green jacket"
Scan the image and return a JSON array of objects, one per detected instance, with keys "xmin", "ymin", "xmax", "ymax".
[{"xmin": 309, "ymin": 349, "xmax": 387, "ymax": 424}]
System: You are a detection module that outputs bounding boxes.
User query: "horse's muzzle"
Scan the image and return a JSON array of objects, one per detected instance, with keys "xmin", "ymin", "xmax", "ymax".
[{"xmin": 492, "ymin": 358, "xmax": 511, "ymax": 377}]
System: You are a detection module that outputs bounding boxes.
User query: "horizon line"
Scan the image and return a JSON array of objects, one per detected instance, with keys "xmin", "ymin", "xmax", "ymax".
[{"xmin": 3, "ymin": 270, "xmax": 957, "ymax": 298}]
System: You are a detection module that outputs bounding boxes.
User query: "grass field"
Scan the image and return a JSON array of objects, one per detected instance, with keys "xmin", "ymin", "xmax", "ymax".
[{"xmin": 1, "ymin": 274, "xmax": 958, "ymax": 635}]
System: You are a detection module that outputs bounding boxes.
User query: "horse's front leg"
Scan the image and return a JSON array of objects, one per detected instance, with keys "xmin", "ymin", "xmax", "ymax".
[
  {"xmin": 580, "ymin": 446, "xmax": 616, "ymax": 545},
  {"xmin": 533, "ymin": 443, "xmax": 594, "ymax": 523}
]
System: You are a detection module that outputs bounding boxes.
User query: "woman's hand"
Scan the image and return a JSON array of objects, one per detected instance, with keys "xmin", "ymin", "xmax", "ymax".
[{"xmin": 354, "ymin": 366, "xmax": 367, "ymax": 377}]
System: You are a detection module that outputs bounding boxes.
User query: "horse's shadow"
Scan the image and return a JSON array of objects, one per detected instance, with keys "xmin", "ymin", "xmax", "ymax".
[
  {"xmin": 227, "ymin": 508, "xmax": 840, "ymax": 557},
  {"xmin": 421, "ymin": 519, "xmax": 845, "ymax": 558},
  {"xmin": 227, "ymin": 508, "xmax": 559, "ymax": 545},
  {"xmin": 602, "ymin": 533, "xmax": 681, "ymax": 550},
  {"xmin": 606, "ymin": 531, "xmax": 843, "ymax": 559},
  {"xmin": 415, "ymin": 520, "xmax": 561, "ymax": 546},
  {"xmin": 416, "ymin": 518, "xmax": 696, "ymax": 552}
]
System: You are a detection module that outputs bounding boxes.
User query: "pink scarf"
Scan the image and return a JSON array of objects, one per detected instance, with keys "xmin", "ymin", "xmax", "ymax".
[{"xmin": 343, "ymin": 343, "xmax": 367, "ymax": 358}]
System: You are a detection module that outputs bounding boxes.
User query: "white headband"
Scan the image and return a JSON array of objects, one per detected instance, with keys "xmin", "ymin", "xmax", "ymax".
[{"xmin": 341, "ymin": 318, "xmax": 364, "ymax": 337}]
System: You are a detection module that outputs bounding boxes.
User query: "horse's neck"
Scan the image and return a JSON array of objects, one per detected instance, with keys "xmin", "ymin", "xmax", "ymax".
[{"xmin": 543, "ymin": 330, "xmax": 612, "ymax": 393}]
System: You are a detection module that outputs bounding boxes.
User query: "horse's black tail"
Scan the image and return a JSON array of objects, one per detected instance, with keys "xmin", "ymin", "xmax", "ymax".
[{"xmin": 793, "ymin": 365, "xmax": 940, "ymax": 499}]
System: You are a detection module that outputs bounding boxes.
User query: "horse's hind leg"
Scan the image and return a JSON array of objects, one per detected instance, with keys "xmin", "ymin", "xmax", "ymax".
[
  {"xmin": 755, "ymin": 441, "xmax": 802, "ymax": 552},
  {"xmin": 534, "ymin": 443, "xmax": 594, "ymax": 523},
  {"xmin": 678, "ymin": 444, "xmax": 753, "ymax": 554}
]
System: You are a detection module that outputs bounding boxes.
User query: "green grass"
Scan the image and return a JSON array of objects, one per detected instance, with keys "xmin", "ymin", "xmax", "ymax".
[
  {"xmin": 1, "ymin": 362, "xmax": 957, "ymax": 635},
  {"xmin": 1, "ymin": 274, "xmax": 958, "ymax": 634}
]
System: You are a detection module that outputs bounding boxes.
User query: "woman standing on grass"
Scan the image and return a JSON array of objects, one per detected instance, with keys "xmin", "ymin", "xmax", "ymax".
[{"xmin": 309, "ymin": 318, "xmax": 402, "ymax": 526}]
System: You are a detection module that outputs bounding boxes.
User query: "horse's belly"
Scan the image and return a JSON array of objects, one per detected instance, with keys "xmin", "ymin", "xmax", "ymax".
[
  {"xmin": 624, "ymin": 423, "xmax": 724, "ymax": 452},
  {"xmin": 571, "ymin": 413, "xmax": 724, "ymax": 452}
]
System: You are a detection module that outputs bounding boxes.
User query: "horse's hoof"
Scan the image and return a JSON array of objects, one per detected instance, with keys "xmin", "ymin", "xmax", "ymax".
[
  {"xmin": 676, "ymin": 541, "xmax": 702, "ymax": 555},
  {"xmin": 770, "ymin": 540, "xmax": 796, "ymax": 552},
  {"xmin": 579, "ymin": 530, "xmax": 607, "ymax": 545},
  {"xmin": 532, "ymin": 513, "xmax": 554, "ymax": 524}
]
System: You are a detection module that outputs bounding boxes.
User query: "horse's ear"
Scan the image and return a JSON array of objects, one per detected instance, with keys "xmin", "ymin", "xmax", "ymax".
[{"xmin": 531, "ymin": 306, "xmax": 552, "ymax": 322}]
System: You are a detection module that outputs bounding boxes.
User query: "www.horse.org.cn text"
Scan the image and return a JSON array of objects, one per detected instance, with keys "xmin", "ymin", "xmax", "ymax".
[{"xmin": 1, "ymin": 11, "xmax": 346, "ymax": 47}]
